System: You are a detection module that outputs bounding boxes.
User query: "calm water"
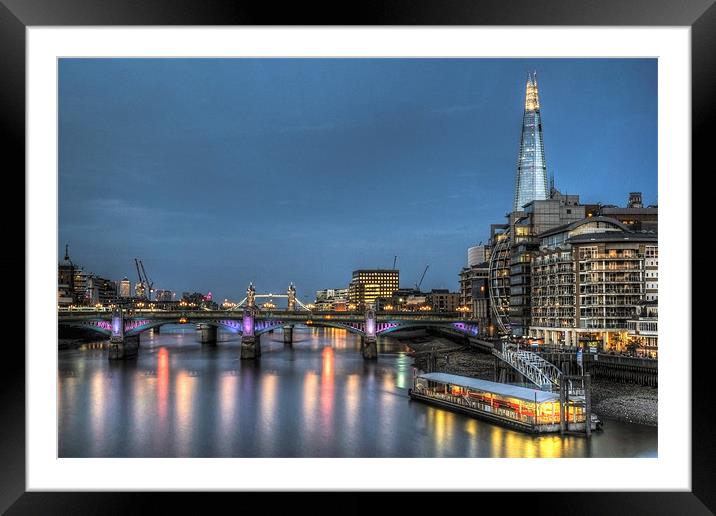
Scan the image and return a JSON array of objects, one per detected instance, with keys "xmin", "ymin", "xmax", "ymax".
[{"xmin": 58, "ymin": 326, "xmax": 657, "ymax": 457}]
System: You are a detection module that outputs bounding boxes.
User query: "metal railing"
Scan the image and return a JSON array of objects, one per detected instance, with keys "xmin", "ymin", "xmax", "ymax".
[{"xmin": 492, "ymin": 343, "xmax": 564, "ymax": 391}]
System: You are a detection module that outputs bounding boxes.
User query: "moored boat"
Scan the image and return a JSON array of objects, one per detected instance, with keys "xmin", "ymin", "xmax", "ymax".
[{"xmin": 409, "ymin": 371, "xmax": 600, "ymax": 434}]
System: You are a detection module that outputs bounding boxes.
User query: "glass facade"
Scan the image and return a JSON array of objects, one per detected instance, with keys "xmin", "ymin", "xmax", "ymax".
[{"xmin": 513, "ymin": 73, "xmax": 549, "ymax": 211}]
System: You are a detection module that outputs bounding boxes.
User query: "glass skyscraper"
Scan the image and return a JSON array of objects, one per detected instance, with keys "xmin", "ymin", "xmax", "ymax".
[{"xmin": 513, "ymin": 72, "xmax": 549, "ymax": 212}]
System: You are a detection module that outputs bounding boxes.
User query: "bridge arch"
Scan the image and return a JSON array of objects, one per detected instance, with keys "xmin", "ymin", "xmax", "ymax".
[
  {"xmin": 124, "ymin": 319, "xmax": 244, "ymax": 336},
  {"xmin": 59, "ymin": 320, "xmax": 112, "ymax": 337}
]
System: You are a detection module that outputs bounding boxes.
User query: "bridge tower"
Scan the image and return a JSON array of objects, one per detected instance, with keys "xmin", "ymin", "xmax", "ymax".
[
  {"xmin": 287, "ymin": 283, "xmax": 296, "ymax": 311},
  {"xmin": 361, "ymin": 308, "xmax": 378, "ymax": 359},
  {"xmin": 284, "ymin": 283, "xmax": 296, "ymax": 344},
  {"xmin": 247, "ymin": 282, "xmax": 256, "ymax": 308},
  {"xmin": 108, "ymin": 306, "xmax": 138, "ymax": 360},
  {"xmin": 240, "ymin": 306, "xmax": 260, "ymax": 359}
]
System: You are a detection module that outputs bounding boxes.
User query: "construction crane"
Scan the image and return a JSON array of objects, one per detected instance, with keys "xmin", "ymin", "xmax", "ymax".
[
  {"xmin": 415, "ymin": 264, "xmax": 429, "ymax": 293},
  {"xmin": 133, "ymin": 258, "xmax": 154, "ymax": 300},
  {"xmin": 392, "ymin": 255, "xmax": 397, "ymax": 270},
  {"xmin": 139, "ymin": 259, "xmax": 154, "ymax": 300},
  {"xmin": 134, "ymin": 259, "xmax": 146, "ymax": 299}
]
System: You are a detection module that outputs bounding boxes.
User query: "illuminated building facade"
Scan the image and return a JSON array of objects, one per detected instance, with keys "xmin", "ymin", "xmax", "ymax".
[
  {"xmin": 315, "ymin": 288, "xmax": 349, "ymax": 311},
  {"xmin": 513, "ymin": 72, "xmax": 549, "ymax": 212},
  {"xmin": 154, "ymin": 289, "xmax": 175, "ymax": 302},
  {"xmin": 119, "ymin": 277, "xmax": 131, "ymax": 298},
  {"xmin": 529, "ymin": 220, "xmax": 657, "ymax": 352},
  {"xmin": 627, "ymin": 301, "xmax": 658, "ymax": 358},
  {"xmin": 347, "ymin": 269, "xmax": 399, "ymax": 308}
]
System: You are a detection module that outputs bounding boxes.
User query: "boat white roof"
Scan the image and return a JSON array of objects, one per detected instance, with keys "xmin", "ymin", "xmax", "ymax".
[{"xmin": 418, "ymin": 372, "xmax": 559, "ymax": 403}]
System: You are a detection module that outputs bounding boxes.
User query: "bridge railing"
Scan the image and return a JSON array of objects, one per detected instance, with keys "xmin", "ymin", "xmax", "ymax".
[{"xmin": 492, "ymin": 343, "xmax": 571, "ymax": 392}]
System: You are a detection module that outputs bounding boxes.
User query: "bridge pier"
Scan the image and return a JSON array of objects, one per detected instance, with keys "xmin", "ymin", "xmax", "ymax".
[
  {"xmin": 241, "ymin": 334, "xmax": 261, "ymax": 359},
  {"xmin": 198, "ymin": 324, "xmax": 217, "ymax": 344},
  {"xmin": 361, "ymin": 336, "xmax": 377, "ymax": 360},
  {"xmin": 283, "ymin": 325, "xmax": 294, "ymax": 345},
  {"xmin": 109, "ymin": 334, "xmax": 139, "ymax": 360},
  {"xmin": 361, "ymin": 308, "xmax": 378, "ymax": 359},
  {"xmin": 240, "ymin": 306, "xmax": 260, "ymax": 359},
  {"xmin": 107, "ymin": 306, "xmax": 138, "ymax": 360}
]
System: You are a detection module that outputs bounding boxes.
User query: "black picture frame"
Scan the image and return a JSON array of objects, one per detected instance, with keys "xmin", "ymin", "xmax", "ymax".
[{"xmin": 2, "ymin": 0, "xmax": 708, "ymax": 513}]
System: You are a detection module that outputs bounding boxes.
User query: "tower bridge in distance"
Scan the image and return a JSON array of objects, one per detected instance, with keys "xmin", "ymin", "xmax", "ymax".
[{"xmin": 58, "ymin": 283, "xmax": 479, "ymax": 361}]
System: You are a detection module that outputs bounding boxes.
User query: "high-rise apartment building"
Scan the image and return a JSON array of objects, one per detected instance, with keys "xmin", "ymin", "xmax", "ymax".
[
  {"xmin": 529, "ymin": 218, "xmax": 657, "ymax": 351},
  {"xmin": 347, "ymin": 269, "xmax": 399, "ymax": 308}
]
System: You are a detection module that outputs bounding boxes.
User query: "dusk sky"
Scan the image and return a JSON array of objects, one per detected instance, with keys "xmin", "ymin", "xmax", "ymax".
[{"xmin": 59, "ymin": 58, "xmax": 657, "ymax": 303}]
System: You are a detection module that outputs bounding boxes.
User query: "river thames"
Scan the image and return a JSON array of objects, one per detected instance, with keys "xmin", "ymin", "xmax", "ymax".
[{"xmin": 58, "ymin": 326, "xmax": 657, "ymax": 458}]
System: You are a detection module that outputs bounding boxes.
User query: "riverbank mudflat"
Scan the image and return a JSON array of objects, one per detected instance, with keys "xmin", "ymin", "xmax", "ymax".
[{"xmin": 398, "ymin": 335, "xmax": 657, "ymax": 427}]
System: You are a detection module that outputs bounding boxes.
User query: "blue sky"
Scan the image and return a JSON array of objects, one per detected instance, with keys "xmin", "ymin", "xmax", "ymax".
[{"xmin": 59, "ymin": 58, "xmax": 657, "ymax": 302}]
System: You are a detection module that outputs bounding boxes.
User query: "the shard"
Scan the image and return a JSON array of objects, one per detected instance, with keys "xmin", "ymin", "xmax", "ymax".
[{"xmin": 513, "ymin": 72, "xmax": 549, "ymax": 212}]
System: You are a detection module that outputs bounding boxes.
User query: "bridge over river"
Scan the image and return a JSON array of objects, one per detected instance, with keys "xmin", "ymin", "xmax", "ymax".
[{"xmin": 58, "ymin": 307, "xmax": 479, "ymax": 360}]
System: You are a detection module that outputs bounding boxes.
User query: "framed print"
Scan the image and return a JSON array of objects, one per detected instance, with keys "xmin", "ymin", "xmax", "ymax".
[{"xmin": 2, "ymin": 0, "xmax": 710, "ymax": 512}]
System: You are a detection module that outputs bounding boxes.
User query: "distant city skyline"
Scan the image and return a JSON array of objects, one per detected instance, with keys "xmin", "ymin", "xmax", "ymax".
[{"xmin": 59, "ymin": 58, "xmax": 657, "ymax": 302}]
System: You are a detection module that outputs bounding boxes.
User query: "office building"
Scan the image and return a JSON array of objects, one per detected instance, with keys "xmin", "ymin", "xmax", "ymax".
[
  {"xmin": 119, "ymin": 277, "xmax": 132, "ymax": 298},
  {"xmin": 427, "ymin": 289, "xmax": 460, "ymax": 312},
  {"xmin": 154, "ymin": 289, "xmax": 175, "ymax": 302},
  {"xmin": 347, "ymin": 269, "xmax": 399, "ymax": 308},
  {"xmin": 87, "ymin": 275, "xmax": 118, "ymax": 306},
  {"xmin": 315, "ymin": 288, "xmax": 349, "ymax": 309}
]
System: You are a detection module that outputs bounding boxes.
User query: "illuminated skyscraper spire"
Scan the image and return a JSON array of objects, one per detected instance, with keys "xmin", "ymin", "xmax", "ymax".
[{"xmin": 513, "ymin": 71, "xmax": 549, "ymax": 211}]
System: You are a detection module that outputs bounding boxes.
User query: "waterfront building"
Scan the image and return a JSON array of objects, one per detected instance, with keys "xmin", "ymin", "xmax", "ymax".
[
  {"xmin": 513, "ymin": 72, "xmax": 549, "ymax": 212},
  {"xmin": 487, "ymin": 190, "xmax": 586, "ymax": 336},
  {"xmin": 347, "ymin": 269, "xmax": 399, "ymax": 308},
  {"xmin": 118, "ymin": 277, "xmax": 131, "ymax": 298},
  {"xmin": 529, "ymin": 218, "xmax": 658, "ymax": 351},
  {"xmin": 459, "ymin": 262, "xmax": 492, "ymax": 334},
  {"xmin": 627, "ymin": 301, "xmax": 658, "ymax": 358},
  {"xmin": 480, "ymin": 80, "xmax": 658, "ymax": 338},
  {"xmin": 427, "ymin": 289, "xmax": 460, "ymax": 312}
]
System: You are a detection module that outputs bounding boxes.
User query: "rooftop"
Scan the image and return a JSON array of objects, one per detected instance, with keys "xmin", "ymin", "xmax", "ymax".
[
  {"xmin": 567, "ymin": 232, "xmax": 658, "ymax": 244},
  {"xmin": 417, "ymin": 372, "xmax": 559, "ymax": 403},
  {"xmin": 537, "ymin": 216, "xmax": 628, "ymax": 239}
]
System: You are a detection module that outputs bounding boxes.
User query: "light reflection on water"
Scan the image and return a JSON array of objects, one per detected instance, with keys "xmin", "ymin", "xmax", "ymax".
[{"xmin": 58, "ymin": 326, "xmax": 657, "ymax": 458}]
